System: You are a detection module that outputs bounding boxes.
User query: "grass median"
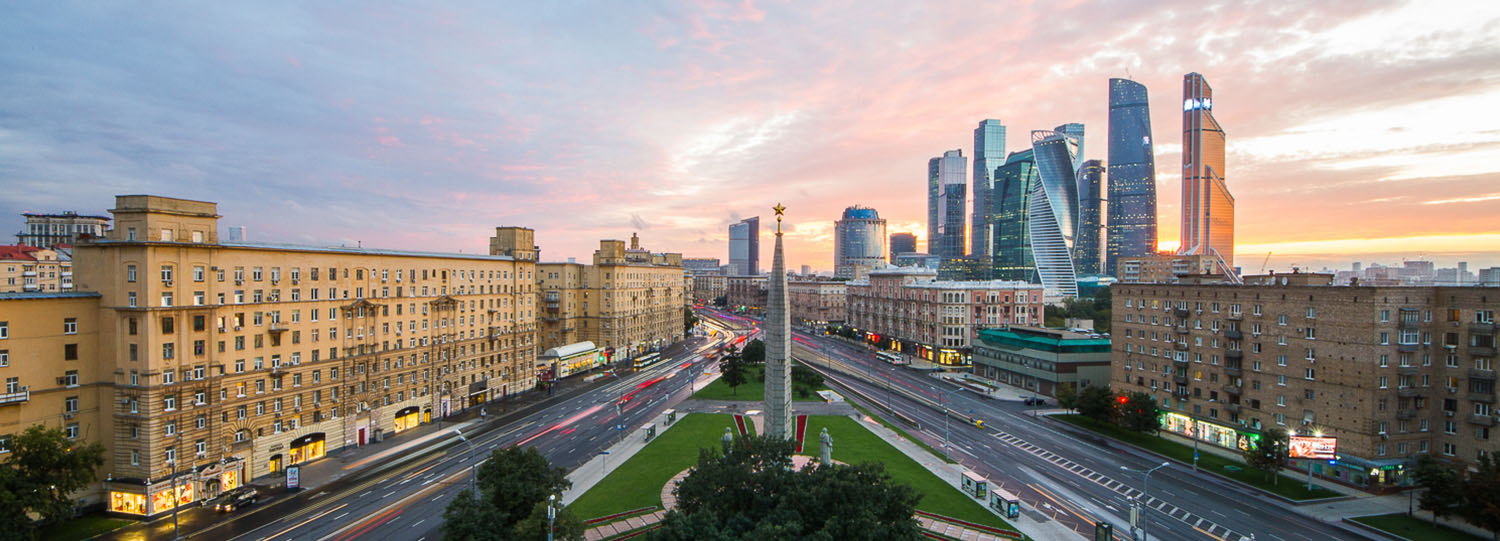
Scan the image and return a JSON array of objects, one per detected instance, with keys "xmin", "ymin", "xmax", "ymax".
[
  {"xmin": 1352, "ymin": 513, "xmax": 1482, "ymax": 541},
  {"xmin": 568, "ymin": 413, "xmax": 751, "ymax": 520},
  {"xmin": 848, "ymin": 402, "xmax": 957, "ymax": 464},
  {"xmin": 1052, "ymin": 414, "xmax": 1340, "ymax": 500},
  {"xmin": 691, "ymin": 363, "xmax": 828, "ymax": 402}
]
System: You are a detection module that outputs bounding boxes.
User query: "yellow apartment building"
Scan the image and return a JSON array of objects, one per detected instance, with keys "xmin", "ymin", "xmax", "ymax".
[
  {"xmin": 537, "ymin": 234, "xmax": 685, "ymax": 364},
  {"xmin": 1, "ymin": 245, "xmax": 74, "ymax": 293}
]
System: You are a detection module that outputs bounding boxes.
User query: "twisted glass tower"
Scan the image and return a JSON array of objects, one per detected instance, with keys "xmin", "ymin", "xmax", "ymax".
[
  {"xmin": 1106, "ymin": 78, "xmax": 1158, "ymax": 276},
  {"xmin": 1028, "ymin": 130, "xmax": 1081, "ymax": 299},
  {"xmin": 1178, "ymin": 73, "xmax": 1235, "ymax": 275}
]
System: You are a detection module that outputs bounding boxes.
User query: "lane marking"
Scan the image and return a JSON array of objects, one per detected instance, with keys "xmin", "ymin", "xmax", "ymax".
[{"xmin": 260, "ymin": 503, "xmax": 347, "ymax": 541}]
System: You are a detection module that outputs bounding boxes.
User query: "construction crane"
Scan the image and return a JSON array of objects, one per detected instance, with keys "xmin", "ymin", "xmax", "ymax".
[{"xmin": 1259, "ymin": 252, "xmax": 1272, "ymax": 273}]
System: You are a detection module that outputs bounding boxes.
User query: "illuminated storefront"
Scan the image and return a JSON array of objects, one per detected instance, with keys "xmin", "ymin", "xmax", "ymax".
[
  {"xmin": 288, "ymin": 433, "xmax": 326, "ymax": 465},
  {"xmin": 394, "ymin": 407, "xmax": 421, "ymax": 433},
  {"xmin": 109, "ymin": 491, "xmax": 147, "ymax": 515},
  {"xmin": 1161, "ymin": 413, "xmax": 1260, "ymax": 452}
]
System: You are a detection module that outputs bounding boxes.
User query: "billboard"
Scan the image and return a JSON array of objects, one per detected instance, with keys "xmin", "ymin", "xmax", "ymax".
[{"xmin": 1288, "ymin": 436, "xmax": 1337, "ymax": 460}]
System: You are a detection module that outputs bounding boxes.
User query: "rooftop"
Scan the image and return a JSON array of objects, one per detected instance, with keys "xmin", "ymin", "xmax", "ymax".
[
  {"xmin": 85, "ymin": 240, "xmax": 519, "ymax": 262},
  {"xmin": 0, "ymin": 291, "xmax": 102, "ymax": 301}
]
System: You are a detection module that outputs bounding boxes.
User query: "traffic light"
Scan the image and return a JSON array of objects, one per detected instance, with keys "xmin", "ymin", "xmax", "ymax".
[{"xmin": 1117, "ymin": 395, "xmax": 1129, "ymax": 405}]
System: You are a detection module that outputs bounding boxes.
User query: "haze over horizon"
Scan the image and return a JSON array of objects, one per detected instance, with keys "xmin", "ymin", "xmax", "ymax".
[{"xmin": 3, "ymin": 1, "xmax": 1499, "ymax": 273}]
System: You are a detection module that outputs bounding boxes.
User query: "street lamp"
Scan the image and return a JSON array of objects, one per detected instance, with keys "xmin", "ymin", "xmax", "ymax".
[
  {"xmin": 167, "ymin": 458, "xmax": 180, "ymax": 541},
  {"xmin": 547, "ymin": 494, "xmax": 557, "ymax": 541},
  {"xmin": 935, "ymin": 386, "xmax": 950, "ymax": 458},
  {"xmin": 1120, "ymin": 462, "xmax": 1170, "ymax": 541},
  {"xmin": 453, "ymin": 429, "xmax": 477, "ymax": 500}
]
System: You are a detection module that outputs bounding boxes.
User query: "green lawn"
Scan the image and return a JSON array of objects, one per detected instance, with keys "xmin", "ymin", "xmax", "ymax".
[
  {"xmin": 692, "ymin": 363, "xmax": 828, "ymax": 402},
  {"xmin": 38, "ymin": 515, "xmax": 134, "ymax": 541},
  {"xmin": 1352, "ymin": 513, "xmax": 1482, "ymax": 541},
  {"xmin": 1053, "ymin": 414, "xmax": 1341, "ymax": 500},
  {"xmin": 807, "ymin": 415, "xmax": 1015, "ymax": 532},
  {"xmin": 569, "ymin": 413, "xmax": 752, "ymax": 520},
  {"xmin": 849, "ymin": 402, "xmax": 957, "ymax": 464}
]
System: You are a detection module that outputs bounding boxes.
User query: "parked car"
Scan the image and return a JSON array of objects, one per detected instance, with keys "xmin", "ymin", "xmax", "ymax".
[
  {"xmin": 210, "ymin": 486, "xmax": 258, "ymax": 513},
  {"xmin": 1022, "ymin": 397, "xmax": 1048, "ymax": 406}
]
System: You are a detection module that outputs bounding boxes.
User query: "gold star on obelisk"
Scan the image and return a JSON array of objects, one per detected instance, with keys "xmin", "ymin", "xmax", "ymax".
[{"xmin": 772, "ymin": 203, "xmax": 786, "ymax": 234}]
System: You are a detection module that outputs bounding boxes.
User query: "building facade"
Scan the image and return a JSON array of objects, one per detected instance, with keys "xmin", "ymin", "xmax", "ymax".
[
  {"xmin": 788, "ymin": 280, "xmax": 846, "ymax": 327},
  {"xmin": 728, "ymin": 218, "xmax": 760, "ymax": 276},
  {"xmin": 1074, "ymin": 159, "xmax": 1105, "ymax": 276},
  {"xmin": 972, "ymin": 120, "xmax": 1007, "ymax": 259},
  {"xmin": 1027, "ymin": 129, "xmax": 1082, "ymax": 300},
  {"xmin": 1117, "ymin": 253, "xmax": 1219, "ymax": 284},
  {"xmin": 845, "ymin": 267, "xmax": 1043, "ymax": 365},
  {"xmin": 1, "ymin": 245, "xmax": 74, "ymax": 292},
  {"xmin": 1111, "ymin": 278, "xmax": 1499, "ymax": 488},
  {"xmin": 1179, "ymin": 72, "xmax": 1235, "ymax": 275},
  {"xmin": 928, "ymin": 149, "xmax": 967, "ymax": 260},
  {"xmin": 888, "ymin": 233, "xmax": 917, "ymax": 264},
  {"xmin": 682, "ymin": 258, "xmax": 721, "ymax": 275},
  {"xmin": 33, "ymin": 195, "xmax": 542, "ymax": 518},
  {"xmin": 536, "ymin": 235, "xmax": 686, "ymax": 361},
  {"xmin": 17, "ymin": 211, "xmax": 111, "ymax": 249},
  {"xmin": 692, "ymin": 273, "xmax": 727, "ymax": 304},
  {"xmin": 1106, "ymin": 78, "xmax": 1159, "ymax": 277},
  {"xmin": 834, "ymin": 206, "xmax": 887, "ymax": 279},
  {"xmin": 972, "ymin": 326, "xmax": 1111, "ymax": 397},
  {"xmin": 726, "ymin": 275, "xmax": 768, "ymax": 315}
]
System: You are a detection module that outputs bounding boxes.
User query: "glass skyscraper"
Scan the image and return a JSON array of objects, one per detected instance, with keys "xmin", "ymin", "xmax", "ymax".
[
  {"xmin": 1073, "ymin": 159, "xmax": 1104, "ymax": 276},
  {"xmin": 1053, "ymin": 122, "xmax": 1086, "ymax": 172},
  {"xmin": 1027, "ymin": 130, "xmax": 1081, "ymax": 299},
  {"xmin": 1105, "ymin": 78, "xmax": 1158, "ymax": 276},
  {"xmin": 1179, "ymin": 73, "xmax": 1234, "ymax": 274},
  {"xmin": 971, "ymin": 120, "xmax": 1006, "ymax": 259},
  {"xmin": 834, "ymin": 205, "xmax": 887, "ymax": 279},
  {"xmin": 927, "ymin": 149, "xmax": 967, "ymax": 260},
  {"xmin": 728, "ymin": 216, "xmax": 760, "ymax": 275},
  {"xmin": 990, "ymin": 150, "xmax": 1038, "ymax": 283}
]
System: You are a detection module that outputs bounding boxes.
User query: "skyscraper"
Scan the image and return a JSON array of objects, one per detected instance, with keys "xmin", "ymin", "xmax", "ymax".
[
  {"xmin": 1053, "ymin": 123, "xmax": 1086, "ymax": 172},
  {"xmin": 888, "ymin": 232, "xmax": 916, "ymax": 263},
  {"xmin": 1073, "ymin": 159, "xmax": 1104, "ymax": 276},
  {"xmin": 1106, "ymin": 78, "xmax": 1158, "ymax": 276},
  {"xmin": 990, "ymin": 150, "xmax": 1038, "ymax": 284},
  {"xmin": 972, "ymin": 120, "xmax": 1006, "ymax": 259},
  {"xmin": 1178, "ymin": 73, "xmax": 1235, "ymax": 275},
  {"xmin": 927, "ymin": 149, "xmax": 967, "ymax": 260},
  {"xmin": 728, "ymin": 217, "xmax": 760, "ymax": 275},
  {"xmin": 833, "ymin": 205, "xmax": 887, "ymax": 279},
  {"xmin": 1028, "ymin": 130, "xmax": 1082, "ymax": 299}
]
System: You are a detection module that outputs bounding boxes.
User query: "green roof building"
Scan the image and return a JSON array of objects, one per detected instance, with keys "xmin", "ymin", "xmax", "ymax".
[{"xmin": 972, "ymin": 326, "xmax": 1111, "ymax": 397}]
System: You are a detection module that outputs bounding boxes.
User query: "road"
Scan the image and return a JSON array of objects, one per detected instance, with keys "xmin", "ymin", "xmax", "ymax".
[
  {"xmin": 788, "ymin": 327, "xmax": 1368, "ymax": 541},
  {"xmin": 115, "ymin": 313, "xmax": 747, "ymax": 541}
]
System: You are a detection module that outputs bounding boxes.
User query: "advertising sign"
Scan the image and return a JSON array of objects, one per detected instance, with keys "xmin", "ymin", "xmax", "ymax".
[
  {"xmin": 286, "ymin": 465, "xmax": 301, "ymax": 490},
  {"xmin": 1288, "ymin": 436, "xmax": 1338, "ymax": 460}
]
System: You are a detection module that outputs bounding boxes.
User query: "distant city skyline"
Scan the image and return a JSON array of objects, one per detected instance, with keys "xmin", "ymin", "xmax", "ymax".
[{"xmin": 2, "ymin": 2, "xmax": 1498, "ymax": 270}]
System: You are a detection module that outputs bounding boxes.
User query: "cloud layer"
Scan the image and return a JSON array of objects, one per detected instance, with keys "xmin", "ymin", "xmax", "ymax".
[{"xmin": 2, "ymin": 1, "xmax": 1498, "ymax": 272}]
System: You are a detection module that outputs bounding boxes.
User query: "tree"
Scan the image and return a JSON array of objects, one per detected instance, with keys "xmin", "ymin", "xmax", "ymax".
[
  {"xmin": 442, "ymin": 489, "xmax": 511, "ymax": 541},
  {"xmin": 719, "ymin": 346, "xmax": 748, "ymax": 396},
  {"xmin": 512, "ymin": 499, "xmax": 587, "ymax": 541},
  {"xmin": 713, "ymin": 295, "xmax": 727, "ymax": 307},
  {"xmin": 1119, "ymin": 392, "xmax": 1159, "ymax": 434},
  {"xmin": 2, "ymin": 425, "xmax": 106, "ymax": 528},
  {"xmin": 475, "ymin": 446, "xmax": 571, "ymax": 531},
  {"xmin": 1243, "ymin": 428, "xmax": 1289, "ymax": 485},
  {"xmin": 1459, "ymin": 453, "xmax": 1500, "ymax": 539},
  {"xmin": 1074, "ymin": 385, "xmax": 1115, "ymax": 424},
  {"xmin": 790, "ymin": 364, "xmax": 824, "ymax": 399},
  {"xmin": 683, "ymin": 307, "xmax": 700, "ymax": 335},
  {"xmin": 653, "ymin": 435, "xmax": 922, "ymax": 540},
  {"xmin": 1054, "ymin": 384, "xmax": 1079, "ymax": 414},
  {"xmin": 1410, "ymin": 454, "xmax": 1462, "ymax": 527},
  {"xmin": 741, "ymin": 339, "xmax": 765, "ymax": 364}
]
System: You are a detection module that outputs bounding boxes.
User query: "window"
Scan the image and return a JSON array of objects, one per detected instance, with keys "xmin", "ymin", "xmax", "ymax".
[
  {"xmin": 163, "ymin": 370, "xmax": 175, "ymax": 385},
  {"xmin": 164, "ymin": 395, "xmax": 176, "ymax": 411},
  {"xmin": 64, "ymin": 318, "xmax": 77, "ymax": 335},
  {"xmin": 126, "ymin": 265, "xmax": 137, "ymax": 282},
  {"xmin": 1305, "ymin": 368, "xmax": 1315, "ymax": 380},
  {"xmin": 63, "ymin": 370, "xmax": 78, "ymax": 386},
  {"xmin": 66, "ymin": 423, "xmax": 79, "ymax": 439},
  {"xmin": 165, "ymin": 446, "xmax": 176, "ymax": 463},
  {"xmin": 0, "ymin": 350, "xmax": 6, "ymax": 367},
  {"xmin": 161, "ymin": 292, "xmax": 174, "ymax": 307}
]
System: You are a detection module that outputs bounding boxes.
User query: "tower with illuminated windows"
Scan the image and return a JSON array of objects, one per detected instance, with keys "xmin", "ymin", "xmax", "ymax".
[{"xmin": 1178, "ymin": 73, "xmax": 1235, "ymax": 276}]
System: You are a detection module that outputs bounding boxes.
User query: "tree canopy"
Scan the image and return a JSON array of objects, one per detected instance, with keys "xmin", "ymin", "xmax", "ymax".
[
  {"xmin": 741, "ymin": 339, "xmax": 765, "ymax": 364},
  {"xmin": 683, "ymin": 307, "xmax": 700, "ymax": 335},
  {"xmin": 444, "ymin": 445, "xmax": 577, "ymax": 540},
  {"xmin": 1242, "ymin": 428, "xmax": 1288, "ymax": 485},
  {"xmin": 1119, "ymin": 392, "xmax": 1159, "ymax": 434},
  {"xmin": 0, "ymin": 425, "xmax": 106, "ymax": 533},
  {"xmin": 718, "ymin": 346, "xmax": 748, "ymax": 396},
  {"xmin": 1074, "ymin": 385, "xmax": 1115, "ymax": 424},
  {"xmin": 1043, "ymin": 288, "xmax": 1111, "ymax": 333},
  {"xmin": 651, "ymin": 435, "xmax": 923, "ymax": 541}
]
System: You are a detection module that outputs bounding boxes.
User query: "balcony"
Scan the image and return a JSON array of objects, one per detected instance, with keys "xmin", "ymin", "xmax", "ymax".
[
  {"xmin": 1469, "ymin": 368, "xmax": 1497, "ymax": 381},
  {"xmin": 1175, "ymin": 325, "xmax": 1189, "ymax": 335},
  {"xmin": 1398, "ymin": 387, "xmax": 1423, "ymax": 398},
  {"xmin": 0, "ymin": 386, "xmax": 29, "ymax": 405},
  {"xmin": 1397, "ymin": 366, "xmax": 1420, "ymax": 376},
  {"xmin": 1222, "ymin": 384, "xmax": 1242, "ymax": 395},
  {"xmin": 1396, "ymin": 409, "xmax": 1417, "ymax": 420},
  {"xmin": 1227, "ymin": 312, "xmax": 1243, "ymax": 321},
  {"xmin": 1398, "ymin": 343, "xmax": 1420, "ymax": 353},
  {"xmin": 1470, "ymin": 322, "xmax": 1496, "ymax": 336},
  {"xmin": 1174, "ymin": 308, "xmax": 1189, "ymax": 318},
  {"xmin": 1224, "ymin": 365, "xmax": 1243, "ymax": 377},
  {"xmin": 1398, "ymin": 318, "xmax": 1421, "ymax": 331},
  {"xmin": 1173, "ymin": 389, "xmax": 1191, "ymax": 400},
  {"xmin": 1470, "ymin": 345, "xmax": 1496, "ymax": 358},
  {"xmin": 268, "ymin": 323, "xmax": 289, "ymax": 333},
  {"xmin": 1224, "ymin": 403, "xmax": 1241, "ymax": 414},
  {"xmin": 1174, "ymin": 341, "xmax": 1188, "ymax": 351},
  {"xmin": 1172, "ymin": 373, "xmax": 1188, "ymax": 384},
  {"xmin": 1468, "ymin": 414, "xmax": 1496, "ymax": 427},
  {"xmin": 1224, "ymin": 329, "xmax": 1243, "ymax": 340},
  {"xmin": 1468, "ymin": 391, "xmax": 1495, "ymax": 403},
  {"xmin": 1173, "ymin": 359, "xmax": 1189, "ymax": 370},
  {"xmin": 1225, "ymin": 350, "xmax": 1243, "ymax": 361}
]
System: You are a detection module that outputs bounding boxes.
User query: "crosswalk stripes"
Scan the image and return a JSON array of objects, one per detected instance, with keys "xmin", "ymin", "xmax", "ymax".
[{"xmin": 991, "ymin": 430, "xmax": 1248, "ymax": 541}]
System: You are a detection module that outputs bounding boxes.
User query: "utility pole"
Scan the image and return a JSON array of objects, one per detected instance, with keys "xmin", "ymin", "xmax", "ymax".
[
  {"xmin": 1121, "ymin": 462, "xmax": 1170, "ymax": 541},
  {"xmin": 547, "ymin": 494, "xmax": 557, "ymax": 541}
]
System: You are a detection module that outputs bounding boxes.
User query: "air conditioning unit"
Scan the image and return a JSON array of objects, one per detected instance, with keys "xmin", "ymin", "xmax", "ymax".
[
  {"xmin": 234, "ymin": 326, "xmax": 242, "ymax": 331},
  {"xmin": 63, "ymin": 412, "xmax": 76, "ymax": 420},
  {"xmin": 1446, "ymin": 410, "xmax": 1454, "ymax": 417},
  {"xmin": 235, "ymin": 279, "xmax": 243, "ymax": 285},
  {"xmin": 163, "ymin": 279, "xmax": 174, "ymax": 287}
]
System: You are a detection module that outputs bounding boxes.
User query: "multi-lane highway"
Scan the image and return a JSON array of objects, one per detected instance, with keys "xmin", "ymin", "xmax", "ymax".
[
  {"xmin": 107, "ymin": 313, "xmax": 747, "ymax": 541},
  {"xmin": 787, "ymin": 327, "xmax": 1369, "ymax": 541}
]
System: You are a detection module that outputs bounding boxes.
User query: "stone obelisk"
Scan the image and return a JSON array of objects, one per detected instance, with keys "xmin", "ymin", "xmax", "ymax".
[{"xmin": 764, "ymin": 203, "xmax": 794, "ymax": 441}]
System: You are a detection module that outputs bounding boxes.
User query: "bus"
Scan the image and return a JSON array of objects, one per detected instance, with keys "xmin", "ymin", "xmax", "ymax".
[
  {"xmin": 633, "ymin": 352, "xmax": 661, "ymax": 370},
  {"xmin": 875, "ymin": 351, "xmax": 906, "ymax": 365}
]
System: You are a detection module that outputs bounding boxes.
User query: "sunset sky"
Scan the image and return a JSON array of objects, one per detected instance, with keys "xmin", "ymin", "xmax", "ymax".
[{"xmin": 3, "ymin": 1, "xmax": 1498, "ymax": 273}]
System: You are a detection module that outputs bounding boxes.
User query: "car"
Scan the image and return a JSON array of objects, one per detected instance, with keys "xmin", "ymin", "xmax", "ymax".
[{"xmin": 210, "ymin": 486, "xmax": 258, "ymax": 513}]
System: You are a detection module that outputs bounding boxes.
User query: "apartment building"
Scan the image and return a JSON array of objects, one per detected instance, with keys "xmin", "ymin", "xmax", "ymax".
[
  {"xmin": 23, "ymin": 195, "xmax": 544, "ymax": 518},
  {"xmin": 1116, "ymin": 253, "xmax": 1217, "ymax": 284},
  {"xmin": 692, "ymin": 273, "xmax": 727, "ymax": 304},
  {"xmin": 16, "ymin": 211, "xmax": 111, "ymax": 249},
  {"xmin": 726, "ymin": 275, "xmax": 768, "ymax": 315},
  {"xmin": 787, "ymin": 279, "xmax": 845, "ymax": 327},
  {"xmin": 0, "ymin": 245, "xmax": 74, "ymax": 292},
  {"xmin": 537, "ymin": 234, "xmax": 686, "ymax": 361},
  {"xmin": 844, "ymin": 267, "xmax": 1043, "ymax": 365},
  {"xmin": 1110, "ymin": 273, "xmax": 1498, "ymax": 488}
]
